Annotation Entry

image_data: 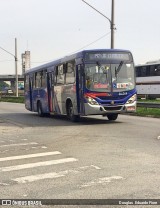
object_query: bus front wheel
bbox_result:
[67,101,80,122]
[107,114,118,121]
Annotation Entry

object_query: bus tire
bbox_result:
[107,114,118,121]
[67,101,80,122]
[37,101,44,117]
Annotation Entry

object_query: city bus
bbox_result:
[24,49,137,121]
[135,60,160,99]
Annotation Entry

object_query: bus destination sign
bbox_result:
[85,53,131,61]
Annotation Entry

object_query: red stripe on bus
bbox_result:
[84,92,111,98]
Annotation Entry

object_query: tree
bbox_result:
[0,81,9,91]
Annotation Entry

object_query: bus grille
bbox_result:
[103,106,123,111]
[99,95,126,100]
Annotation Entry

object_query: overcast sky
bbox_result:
[0,0,160,75]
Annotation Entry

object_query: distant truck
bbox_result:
[1,88,14,96]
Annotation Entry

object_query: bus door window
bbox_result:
[57,65,65,85]
[24,75,29,92]
[24,75,32,110]
[35,72,42,88]
[33,73,36,89]
[66,62,75,84]
[46,70,53,112]
[54,66,58,85]
[48,69,56,113]
[54,65,65,113]
[77,64,85,114]
[41,70,47,88]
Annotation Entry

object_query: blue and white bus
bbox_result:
[24,49,137,121]
[135,60,160,99]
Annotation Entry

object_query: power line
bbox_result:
[81,0,111,24]
[69,32,111,54]
[0,46,15,58]
[81,0,115,49]
[31,32,111,64]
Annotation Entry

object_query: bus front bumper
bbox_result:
[84,101,137,115]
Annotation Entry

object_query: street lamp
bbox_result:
[82,0,115,49]
[0,38,18,97]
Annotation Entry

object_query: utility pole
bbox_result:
[15,38,18,97]
[111,0,115,49]
[82,0,115,49]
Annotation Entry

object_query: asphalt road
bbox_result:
[0,102,160,208]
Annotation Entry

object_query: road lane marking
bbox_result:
[0,158,78,172]
[0,182,10,186]
[90,165,101,170]
[13,172,65,183]
[12,165,100,184]
[0,142,38,147]
[0,151,61,162]
[80,176,124,188]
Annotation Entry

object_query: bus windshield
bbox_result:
[85,63,135,92]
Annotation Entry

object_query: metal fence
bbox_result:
[137,102,160,109]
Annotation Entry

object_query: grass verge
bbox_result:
[0,96,24,103]
[133,107,160,118]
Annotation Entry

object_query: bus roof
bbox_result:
[136,59,160,67]
[25,49,132,75]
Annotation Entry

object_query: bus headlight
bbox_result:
[126,94,137,104]
[85,96,99,105]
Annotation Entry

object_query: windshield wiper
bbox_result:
[115,61,123,79]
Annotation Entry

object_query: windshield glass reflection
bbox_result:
[85,63,135,92]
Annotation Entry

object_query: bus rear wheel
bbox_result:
[67,101,80,122]
[107,114,118,121]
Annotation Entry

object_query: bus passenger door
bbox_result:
[77,65,85,115]
[29,77,33,111]
[47,72,54,112]
[25,75,33,111]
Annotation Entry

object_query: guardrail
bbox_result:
[137,102,160,108]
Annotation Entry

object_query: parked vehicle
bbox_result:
[135,60,160,99]
[1,88,14,95]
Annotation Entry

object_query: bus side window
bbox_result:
[41,70,47,87]
[35,72,42,88]
[141,66,147,77]
[155,65,160,76]
[146,66,150,76]
[57,65,65,85]
[25,75,29,91]
[150,65,156,76]
[54,66,58,85]
[66,62,75,84]
[33,73,36,88]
